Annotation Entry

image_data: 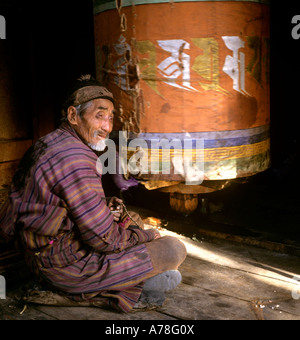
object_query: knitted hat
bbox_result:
[62,75,114,113]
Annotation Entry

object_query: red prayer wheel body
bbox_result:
[93,0,270,184]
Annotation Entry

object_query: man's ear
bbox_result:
[67,106,79,126]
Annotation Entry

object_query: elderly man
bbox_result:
[0,76,186,312]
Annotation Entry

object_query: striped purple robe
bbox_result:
[0,123,158,312]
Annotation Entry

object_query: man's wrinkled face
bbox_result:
[68,98,114,151]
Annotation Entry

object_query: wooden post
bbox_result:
[169,192,198,215]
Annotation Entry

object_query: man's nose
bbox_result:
[101,117,112,133]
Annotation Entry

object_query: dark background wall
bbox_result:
[270,1,300,172]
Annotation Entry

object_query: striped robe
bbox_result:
[0,123,158,312]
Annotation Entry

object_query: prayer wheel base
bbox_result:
[169,193,199,216]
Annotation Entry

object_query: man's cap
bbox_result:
[62,75,114,112]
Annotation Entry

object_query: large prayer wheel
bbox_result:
[93,0,270,211]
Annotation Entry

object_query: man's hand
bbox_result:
[108,197,124,222]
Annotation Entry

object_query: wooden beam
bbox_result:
[0,161,19,189]
[0,140,32,163]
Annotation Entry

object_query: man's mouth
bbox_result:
[95,132,107,140]
[88,132,108,151]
